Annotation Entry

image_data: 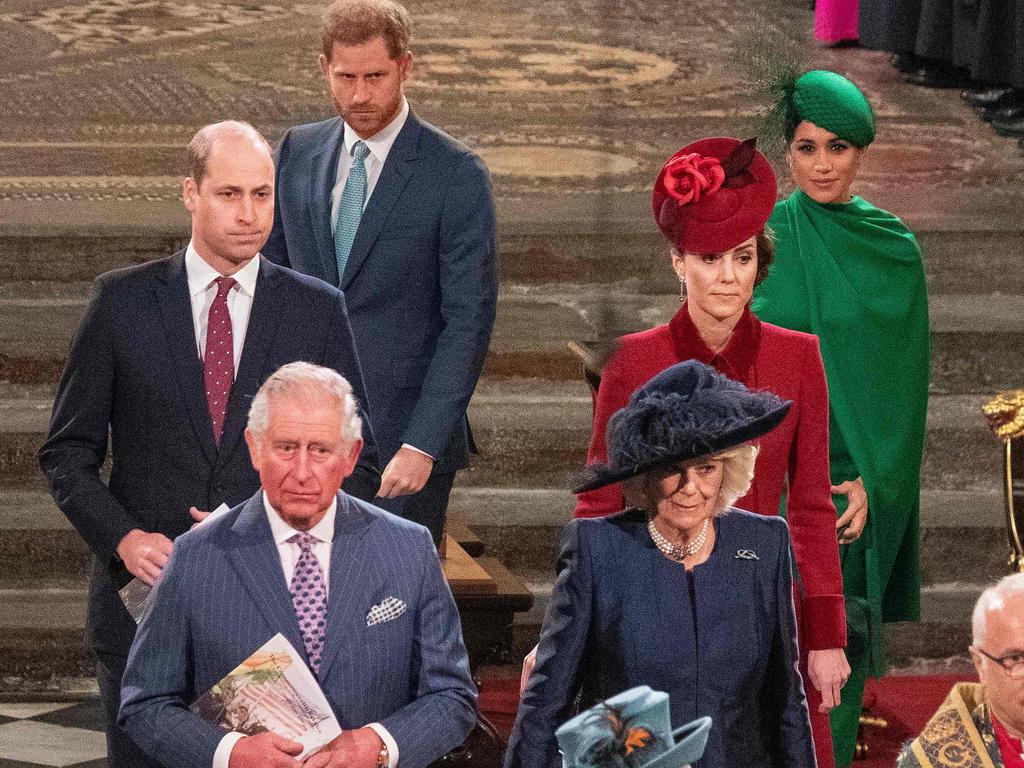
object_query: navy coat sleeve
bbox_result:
[400,152,497,458]
[321,288,382,501]
[378,525,478,767]
[764,520,817,767]
[118,534,226,768]
[38,275,133,569]
[263,127,293,268]
[505,520,593,768]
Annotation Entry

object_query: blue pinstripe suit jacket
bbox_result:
[119,490,477,768]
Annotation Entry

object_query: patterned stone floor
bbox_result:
[0,700,106,767]
[0,0,1021,226]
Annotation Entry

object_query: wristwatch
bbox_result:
[376,742,389,768]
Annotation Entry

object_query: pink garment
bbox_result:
[815,0,859,43]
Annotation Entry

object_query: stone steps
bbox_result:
[0,387,1006,487]
[1,228,1023,294]
[0,482,1012,586]
[2,288,1023,390]
[0,578,987,680]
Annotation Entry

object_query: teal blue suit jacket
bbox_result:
[264,112,498,473]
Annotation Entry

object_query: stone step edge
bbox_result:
[0,392,1004,433]
[0,487,1007,530]
[0,582,988,631]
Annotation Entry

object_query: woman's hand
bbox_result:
[832,476,868,543]
[807,648,850,712]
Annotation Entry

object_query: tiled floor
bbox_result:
[0,700,107,768]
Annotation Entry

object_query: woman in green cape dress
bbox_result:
[752,70,930,768]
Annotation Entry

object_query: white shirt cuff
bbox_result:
[367,723,399,768]
[212,731,245,768]
[400,443,434,461]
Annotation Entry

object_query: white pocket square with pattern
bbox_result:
[366,596,407,627]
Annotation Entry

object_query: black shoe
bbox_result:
[963,86,1017,108]
[991,115,1024,137]
[986,103,1024,124]
[906,65,972,89]
[892,53,924,74]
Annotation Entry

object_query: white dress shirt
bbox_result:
[184,243,261,374]
[212,495,399,768]
[328,99,431,462]
[329,97,410,226]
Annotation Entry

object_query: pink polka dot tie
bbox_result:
[203,276,236,445]
[288,532,327,672]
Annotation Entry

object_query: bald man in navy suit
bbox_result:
[40,121,380,768]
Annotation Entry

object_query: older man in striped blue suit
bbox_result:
[119,362,476,768]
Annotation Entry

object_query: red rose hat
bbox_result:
[652,137,778,254]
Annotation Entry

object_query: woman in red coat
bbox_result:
[575,137,849,768]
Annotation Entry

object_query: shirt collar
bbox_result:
[991,709,1024,768]
[343,97,409,166]
[184,240,260,299]
[263,491,337,547]
[669,303,761,381]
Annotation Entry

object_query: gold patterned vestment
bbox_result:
[896,683,1004,768]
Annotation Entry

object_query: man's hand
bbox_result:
[189,506,210,529]
[807,648,851,712]
[377,446,433,499]
[833,476,868,544]
[116,529,173,586]
[520,644,539,696]
[228,732,304,768]
[302,727,383,768]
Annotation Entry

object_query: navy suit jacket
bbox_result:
[38,253,380,657]
[119,491,477,768]
[505,509,815,768]
[264,111,498,471]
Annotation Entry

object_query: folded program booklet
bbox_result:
[118,503,230,623]
[190,633,341,759]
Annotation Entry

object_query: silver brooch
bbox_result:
[735,550,758,560]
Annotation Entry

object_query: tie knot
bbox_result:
[352,141,369,162]
[213,276,236,298]
[288,531,318,552]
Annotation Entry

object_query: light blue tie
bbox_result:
[334,140,370,284]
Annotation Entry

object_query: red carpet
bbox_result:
[857,674,977,767]
[476,667,977,766]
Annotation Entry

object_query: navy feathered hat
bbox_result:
[573,360,792,494]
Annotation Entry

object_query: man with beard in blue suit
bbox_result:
[263,0,499,543]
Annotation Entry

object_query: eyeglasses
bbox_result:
[974,646,1024,679]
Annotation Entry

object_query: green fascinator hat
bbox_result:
[789,70,875,147]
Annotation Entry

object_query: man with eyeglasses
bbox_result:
[898,572,1024,768]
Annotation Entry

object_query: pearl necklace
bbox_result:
[648,517,709,561]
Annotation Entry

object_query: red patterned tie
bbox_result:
[204,276,236,445]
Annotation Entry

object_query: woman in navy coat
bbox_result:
[505,362,816,768]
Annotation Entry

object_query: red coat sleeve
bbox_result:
[787,336,847,649]
[573,350,635,518]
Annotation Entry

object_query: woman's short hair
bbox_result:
[623,443,759,516]
[674,226,776,297]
